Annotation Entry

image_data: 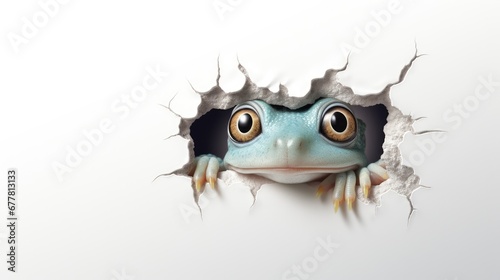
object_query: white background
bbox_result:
[1,0,499,279]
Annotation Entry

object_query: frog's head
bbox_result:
[223,98,367,184]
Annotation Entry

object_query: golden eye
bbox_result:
[320,106,356,142]
[229,108,261,143]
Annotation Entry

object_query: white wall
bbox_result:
[1,0,499,279]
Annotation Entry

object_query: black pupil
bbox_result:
[331,111,347,132]
[238,113,253,133]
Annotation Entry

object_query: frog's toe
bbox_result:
[358,167,371,198]
[367,162,388,185]
[189,155,224,193]
[316,174,336,197]
[374,159,386,168]
[321,165,388,212]
[206,157,220,189]
[193,156,210,193]
[332,172,346,212]
[344,170,357,210]
[357,161,389,198]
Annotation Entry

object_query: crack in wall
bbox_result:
[160,48,429,219]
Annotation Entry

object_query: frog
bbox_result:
[188,97,388,211]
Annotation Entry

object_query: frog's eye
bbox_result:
[229,108,262,143]
[320,106,357,142]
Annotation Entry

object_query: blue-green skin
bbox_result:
[223,98,367,184]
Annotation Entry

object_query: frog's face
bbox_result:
[223,98,367,184]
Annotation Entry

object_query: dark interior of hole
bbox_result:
[350,105,388,163]
[190,104,388,164]
[190,109,233,159]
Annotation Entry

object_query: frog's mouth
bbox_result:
[226,164,359,184]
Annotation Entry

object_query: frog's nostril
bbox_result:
[286,139,294,148]
[274,138,305,150]
[287,138,305,150]
[274,138,284,148]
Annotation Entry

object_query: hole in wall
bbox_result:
[162,50,425,215]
